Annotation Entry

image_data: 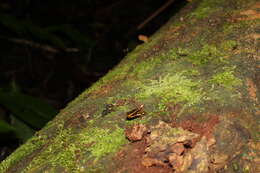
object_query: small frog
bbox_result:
[126,105,145,120]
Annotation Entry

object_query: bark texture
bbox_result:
[1,0,259,172]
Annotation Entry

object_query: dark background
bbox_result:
[0,0,187,161]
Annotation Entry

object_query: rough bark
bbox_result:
[1,0,259,172]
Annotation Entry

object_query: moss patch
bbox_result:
[187,44,224,65]
[21,128,77,172]
[220,40,238,52]
[80,127,127,159]
[137,73,202,109]
[209,66,242,89]
[189,0,224,19]
[4,125,127,172]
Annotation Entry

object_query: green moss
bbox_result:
[21,128,77,172]
[121,40,242,115]
[191,6,213,19]
[132,58,161,77]
[0,136,46,173]
[189,0,252,20]
[51,144,77,169]
[4,125,126,172]
[223,23,235,34]
[183,69,200,76]
[175,48,189,57]
[209,66,242,89]
[200,65,243,107]
[131,47,189,78]
[188,44,222,65]
[157,48,189,62]
[189,0,223,19]
[129,41,243,112]
[79,127,127,159]
[137,73,202,108]
[223,20,257,35]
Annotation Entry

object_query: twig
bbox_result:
[137,0,176,30]
[0,36,79,53]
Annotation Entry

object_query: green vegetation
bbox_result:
[0,124,127,172]
[0,89,58,129]
[0,15,94,50]
[138,73,202,107]
[80,127,127,159]
[220,40,238,52]
[209,66,242,89]
[0,85,58,143]
[188,44,223,65]
[189,0,223,19]
[1,0,257,171]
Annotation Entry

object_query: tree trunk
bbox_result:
[1,0,259,172]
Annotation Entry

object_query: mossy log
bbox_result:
[1,0,259,172]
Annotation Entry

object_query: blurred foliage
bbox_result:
[0,88,58,129]
[10,115,35,143]
[46,24,95,49]
[0,14,95,51]
[0,120,15,133]
[0,82,58,143]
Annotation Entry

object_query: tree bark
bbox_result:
[1,0,259,172]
